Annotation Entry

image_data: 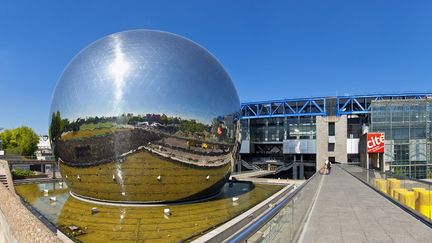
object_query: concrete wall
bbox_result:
[0,160,16,192]
[0,209,17,243]
[316,116,329,171]
[0,160,60,243]
[335,116,348,163]
[316,116,348,171]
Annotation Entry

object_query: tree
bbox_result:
[0,126,39,156]
[49,111,63,141]
[161,114,169,125]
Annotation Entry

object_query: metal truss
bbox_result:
[336,93,432,116]
[241,97,326,119]
[240,93,432,119]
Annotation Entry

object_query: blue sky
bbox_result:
[1,0,432,134]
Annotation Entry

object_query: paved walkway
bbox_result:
[300,166,432,243]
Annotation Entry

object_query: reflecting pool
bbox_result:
[15,182,283,242]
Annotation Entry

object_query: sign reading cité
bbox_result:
[367,133,385,153]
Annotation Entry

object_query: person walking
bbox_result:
[324,159,329,174]
[327,159,332,173]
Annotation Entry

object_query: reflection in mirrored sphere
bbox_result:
[49,30,240,203]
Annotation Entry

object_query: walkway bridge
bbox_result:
[222,165,432,242]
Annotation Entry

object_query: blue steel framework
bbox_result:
[241,93,432,119]
[240,97,326,119]
[336,93,432,116]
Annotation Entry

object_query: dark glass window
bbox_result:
[328,122,335,136]
[393,144,409,165]
[347,154,360,163]
[411,128,426,139]
[392,128,409,140]
[328,143,335,152]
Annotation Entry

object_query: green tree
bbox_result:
[179,119,208,136]
[49,111,63,141]
[0,126,39,156]
[161,114,169,125]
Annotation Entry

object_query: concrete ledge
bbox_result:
[0,160,60,243]
[0,160,16,193]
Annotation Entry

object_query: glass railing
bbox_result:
[227,171,322,242]
[340,164,432,223]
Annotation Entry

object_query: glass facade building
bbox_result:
[239,94,432,179]
[241,117,316,143]
[370,100,432,178]
[240,116,317,178]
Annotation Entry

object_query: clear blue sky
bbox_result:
[1,0,431,134]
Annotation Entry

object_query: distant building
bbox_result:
[370,100,432,178]
[35,135,53,160]
[239,93,432,179]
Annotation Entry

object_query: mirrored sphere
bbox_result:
[49,30,240,203]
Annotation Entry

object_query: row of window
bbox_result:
[371,101,432,179]
[241,117,317,142]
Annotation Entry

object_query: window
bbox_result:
[393,144,409,165]
[411,128,426,139]
[392,128,409,140]
[328,143,335,152]
[347,154,360,163]
[347,116,367,138]
[328,122,335,136]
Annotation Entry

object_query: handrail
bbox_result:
[240,160,261,171]
[274,161,295,174]
[384,171,432,186]
[226,172,318,242]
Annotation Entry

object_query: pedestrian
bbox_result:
[324,159,329,174]
[327,160,332,173]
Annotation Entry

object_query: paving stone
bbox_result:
[300,166,432,243]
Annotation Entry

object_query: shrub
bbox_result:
[12,168,35,177]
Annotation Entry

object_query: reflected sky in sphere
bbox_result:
[49,30,241,202]
[50,29,240,124]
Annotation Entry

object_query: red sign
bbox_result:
[367,133,385,153]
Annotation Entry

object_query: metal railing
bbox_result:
[227,172,322,242]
